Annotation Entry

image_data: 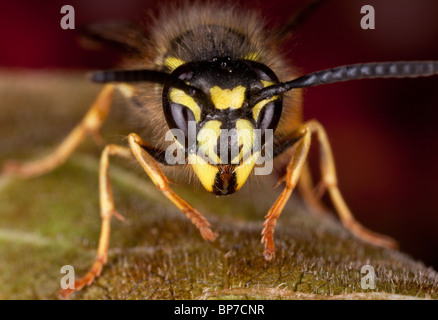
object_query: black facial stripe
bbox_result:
[213,166,237,196]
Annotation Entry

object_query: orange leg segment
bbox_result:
[263,120,397,260]
[61,133,218,299]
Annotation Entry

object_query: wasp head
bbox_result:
[163,57,282,195]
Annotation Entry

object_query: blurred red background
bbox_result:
[1,0,437,269]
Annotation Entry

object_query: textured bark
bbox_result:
[0,70,437,300]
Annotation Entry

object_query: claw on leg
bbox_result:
[60,133,218,298]
[329,187,398,249]
[60,213,111,299]
[262,126,311,260]
[60,255,106,299]
[128,133,218,243]
[262,119,398,261]
[59,144,131,299]
[306,120,398,249]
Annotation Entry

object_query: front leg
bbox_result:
[128,133,217,242]
[61,133,218,298]
[60,144,132,299]
[262,125,312,260]
[264,120,397,262]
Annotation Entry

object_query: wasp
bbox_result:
[2,1,437,298]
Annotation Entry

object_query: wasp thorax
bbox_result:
[162,57,282,195]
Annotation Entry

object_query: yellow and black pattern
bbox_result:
[160,56,284,195]
[94,3,302,195]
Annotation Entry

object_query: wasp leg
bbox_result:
[2,84,115,178]
[128,133,218,242]
[262,125,312,260]
[297,161,328,216]
[61,131,218,298]
[60,144,132,299]
[305,120,398,249]
[264,120,398,260]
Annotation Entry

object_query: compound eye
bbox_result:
[168,102,196,138]
[257,101,276,131]
[163,63,204,146]
[253,99,282,132]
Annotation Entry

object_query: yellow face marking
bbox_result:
[261,80,275,88]
[197,120,222,164]
[251,81,278,121]
[252,96,277,121]
[235,151,260,191]
[163,56,186,71]
[210,86,246,110]
[244,52,260,62]
[188,154,219,193]
[169,88,201,122]
[231,119,255,164]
